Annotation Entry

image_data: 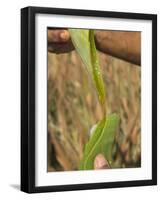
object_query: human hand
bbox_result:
[48,29,74,54]
[94,154,110,169]
[48,28,140,65]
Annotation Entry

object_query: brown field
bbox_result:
[47,49,141,172]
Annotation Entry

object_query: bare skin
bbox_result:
[48,29,74,53]
[48,29,141,66]
[94,154,110,169]
[95,30,141,66]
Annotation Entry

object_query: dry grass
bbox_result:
[47,49,141,171]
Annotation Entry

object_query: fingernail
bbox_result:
[94,154,110,169]
[60,31,69,41]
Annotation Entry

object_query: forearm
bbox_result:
[95,31,141,66]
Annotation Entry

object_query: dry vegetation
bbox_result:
[47,49,141,172]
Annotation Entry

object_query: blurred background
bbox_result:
[47,42,141,172]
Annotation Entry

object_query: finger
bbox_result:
[94,154,110,169]
[48,29,70,43]
[48,42,74,54]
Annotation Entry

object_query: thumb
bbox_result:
[94,154,110,169]
[48,30,70,43]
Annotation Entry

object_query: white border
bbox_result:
[35,14,152,186]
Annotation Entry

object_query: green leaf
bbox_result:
[79,113,120,170]
[69,29,106,106]
[68,29,120,170]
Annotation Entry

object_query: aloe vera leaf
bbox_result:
[89,30,106,105]
[69,29,106,105]
[79,113,120,170]
[69,29,119,170]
